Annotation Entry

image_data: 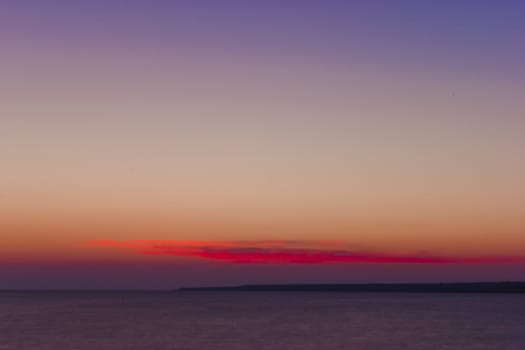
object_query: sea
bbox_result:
[1,291,524,349]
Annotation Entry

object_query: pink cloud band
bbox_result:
[90,240,525,265]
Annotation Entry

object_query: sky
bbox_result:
[1,0,525,289]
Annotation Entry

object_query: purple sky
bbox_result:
[1,0,525,288]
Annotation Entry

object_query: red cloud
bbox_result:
[90,240,525,265]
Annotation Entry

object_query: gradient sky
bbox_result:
[1,0,525,289]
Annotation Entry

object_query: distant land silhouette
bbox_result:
[179,282,525,293]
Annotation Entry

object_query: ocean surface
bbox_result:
[1,291,524,349]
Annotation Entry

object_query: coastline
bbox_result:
[178,282,525,293]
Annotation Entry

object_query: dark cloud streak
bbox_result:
[91,240,525,265]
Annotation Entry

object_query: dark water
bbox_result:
[1,292,525,350]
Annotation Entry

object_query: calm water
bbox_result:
[1,291,524,349]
